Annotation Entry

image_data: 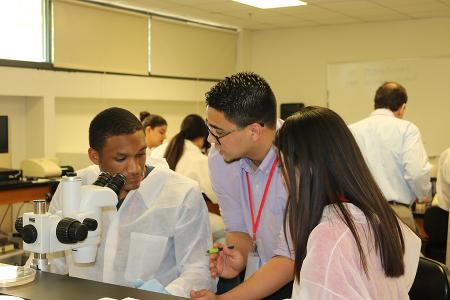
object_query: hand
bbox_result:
[190,289,218,299]
[209,242,245,279]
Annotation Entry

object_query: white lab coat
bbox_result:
[152,141,224,242]
[48,163,214,297]
[286,203,421,300]
[151,140,218,204]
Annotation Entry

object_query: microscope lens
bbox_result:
[105,174,126,196]
[93,172,112,187]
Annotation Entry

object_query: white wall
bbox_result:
[250,17,450,108]
[55,97,205,169]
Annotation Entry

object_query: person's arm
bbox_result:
[225,232,253,265]
[207,148,250,275]
[209,232,252,279]
[222,256,294,300]
[403,123,431,201]
[164,186,214,297]
[191,256,294,300]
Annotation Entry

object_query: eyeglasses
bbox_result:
[205,121,239,145]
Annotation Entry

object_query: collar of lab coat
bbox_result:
[131,165,168,208]
[184,139,203,153]
[321,203,368,224]
[370,108,395,118]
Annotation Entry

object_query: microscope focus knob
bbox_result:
[15,217,23,233]
[22,225,38,244]
[56,218,88,244]
[82,218,98,231]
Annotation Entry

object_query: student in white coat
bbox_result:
[140,111,168,157]
[151,114,216,203]
[48,107,214,297]
[276,107,421,299]
[151,114,224,242]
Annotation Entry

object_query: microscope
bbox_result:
[15,172,125,271]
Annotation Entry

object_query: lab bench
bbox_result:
[1,270,188,300]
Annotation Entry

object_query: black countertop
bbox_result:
[0,180,51,191]
[0,271,188,300]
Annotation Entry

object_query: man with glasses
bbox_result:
[192,72,294,300]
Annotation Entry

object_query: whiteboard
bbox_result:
[327,57,450,156]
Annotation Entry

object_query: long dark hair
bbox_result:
[274,106,405,281]
[164,114,208,170]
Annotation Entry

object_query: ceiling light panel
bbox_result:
[232,0,307,9]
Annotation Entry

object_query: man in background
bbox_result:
[350,81,431,231]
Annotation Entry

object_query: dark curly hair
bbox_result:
[89,107,143,151]
[205,72,277,129]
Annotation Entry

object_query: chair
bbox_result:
[409,256,450,300]
[423,206,449,263]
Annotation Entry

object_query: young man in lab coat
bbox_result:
[48,107,214,297]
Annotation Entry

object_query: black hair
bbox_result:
[140,111,167,129]
[164,114,208,170]
[205,72,277,129]
[374,81,408,111]
[275,106,406,281]
[89,107,143,151]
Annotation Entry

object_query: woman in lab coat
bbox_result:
[151,114,224,242]
[140,111,168,157]
[151,114,217,204]
[275,106,421,299]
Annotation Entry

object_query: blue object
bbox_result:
[132,279,169,294]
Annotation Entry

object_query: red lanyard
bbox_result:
[245,158,279,241]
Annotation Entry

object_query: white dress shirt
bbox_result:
[349,109,431,205]
[434,148,450,211]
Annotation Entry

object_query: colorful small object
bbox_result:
[206,245,235,255]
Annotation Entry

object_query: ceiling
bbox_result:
[96,0,450,30]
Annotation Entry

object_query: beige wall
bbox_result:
[0,66,216,169]
[2,16,450,170]
[249,17,450,107]
[55,97,205,169]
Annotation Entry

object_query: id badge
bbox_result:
[244,251,261,280]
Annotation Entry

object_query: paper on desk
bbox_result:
[98,297,139,300]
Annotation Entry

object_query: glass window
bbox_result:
[0,0,46,62]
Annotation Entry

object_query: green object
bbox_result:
[206,247,220,254]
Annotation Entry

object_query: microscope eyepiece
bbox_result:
[93,172,113,187]
[105,174,126,196]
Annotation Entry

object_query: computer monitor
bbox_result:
[0,116,8,153]
[280,103,305,120]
